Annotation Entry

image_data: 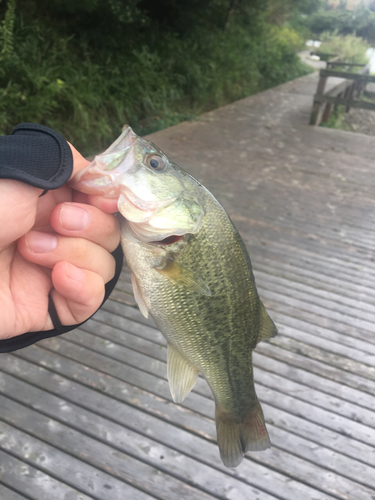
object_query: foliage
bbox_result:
[320,98,375,135]
[0,0,312,154]
[305,6,375,43]
[320,105,351,131]
[0,0,15,62]
[319,32,369,65]
[267,0,324,25]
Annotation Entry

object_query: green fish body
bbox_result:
[72,126,277,467]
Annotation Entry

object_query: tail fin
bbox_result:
[215,400,270,468]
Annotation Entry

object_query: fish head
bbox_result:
[71,126,205,242]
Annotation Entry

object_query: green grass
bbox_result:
[320,96,375,133]
[320,105,353,132]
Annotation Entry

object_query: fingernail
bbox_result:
[60,205,89,231]
[65,262,85,281]
[26,232,58,252]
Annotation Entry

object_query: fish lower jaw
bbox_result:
[119,191,177,212]
[118,193,153,221]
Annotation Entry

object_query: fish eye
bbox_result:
[145,153,166,172]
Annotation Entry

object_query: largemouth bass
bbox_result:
[71,125,277,467]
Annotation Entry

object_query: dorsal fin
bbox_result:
[257,302,277,345]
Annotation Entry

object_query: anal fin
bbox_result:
[215,400,270,468]
[167,342,199,403]
[257,301,277,345]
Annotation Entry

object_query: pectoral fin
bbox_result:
[167,342,199,403]
[155,259,211,296]
[256,302,277,344]
[130,272,149,318]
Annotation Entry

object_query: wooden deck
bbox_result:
[1,71,375,499]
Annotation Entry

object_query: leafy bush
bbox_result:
[319,105,351,131]
[305,7,375,43]
[0,0,312,154]
[319,32,369,65]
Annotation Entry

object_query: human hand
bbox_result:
[0,145,120,340]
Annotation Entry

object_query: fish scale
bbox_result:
[71,125,277,467]
[141,196,259,414]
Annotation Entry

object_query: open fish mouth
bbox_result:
[150,235,183,245]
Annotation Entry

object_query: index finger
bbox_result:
[68,145,119,214]
[50,202,120,252]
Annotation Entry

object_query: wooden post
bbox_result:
[309,73,328,126]
[316,76,328,96]
[321,103,333,123]
[344,85,352,113]
[333,91,341,114]
[309,102,322,125]
[361,67,370,95]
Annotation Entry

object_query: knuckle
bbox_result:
[71,237,90,261]
[103,214,120,239]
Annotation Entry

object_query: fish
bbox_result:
[71,125,277,467]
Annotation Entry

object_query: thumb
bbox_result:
[67,143,90,179]
[0,179,41,248]
[50,261,105,325]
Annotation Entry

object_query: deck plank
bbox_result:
[0,396,220,500]
[0,482,38,500]
[0,352,330,500]
[7,335,375,500]
[0,450,97,500]
[0,421,157,500]
[71,320,375,447]
[0,371,274,500]
[10,341,375,464]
